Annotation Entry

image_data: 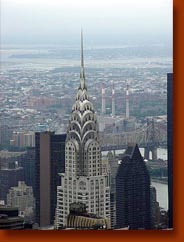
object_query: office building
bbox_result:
[107,151,118,228]
[56,32,110,228]
[19,147,36,194]
[116,143,151,229]
[0,125,12,147]
[0,161,24,203]
[10,131,35,148]
[150,185,160,228]
[35,132,66,228]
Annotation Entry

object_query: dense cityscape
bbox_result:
[0,35,172,230]
[0,44,170,142]
[0,0,175,235]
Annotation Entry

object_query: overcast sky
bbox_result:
[1,0,172,46]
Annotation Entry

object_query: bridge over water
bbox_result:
[100,120,167,160]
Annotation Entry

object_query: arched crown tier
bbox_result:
[66,31,100,148]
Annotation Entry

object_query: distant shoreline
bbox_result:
[151,177,168,185]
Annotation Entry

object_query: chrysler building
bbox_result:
[56,32,110,228]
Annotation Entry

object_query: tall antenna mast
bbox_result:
[79,29,86,89]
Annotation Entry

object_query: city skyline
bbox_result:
[0,0,172,230]
[0,35,171,229]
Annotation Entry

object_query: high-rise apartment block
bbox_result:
[10,131,35,148]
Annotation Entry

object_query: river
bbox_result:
[151,181,168,210]
[144,148,168,210]
[102,148,168,210]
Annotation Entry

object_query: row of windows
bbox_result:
[66,153,75,157]
[58,194,106,200]
[90,179,105,184]
[66,146,75,151]
[88,142,99,148]
[65,169,75,173]
[62,179,105,187]
[88,157,100,161]
[88,164,100,168]
[88,172,101,176]
[65,165,75,169]
[58,210,68,215]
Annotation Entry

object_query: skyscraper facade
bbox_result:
[19,147,36,194]
[150,185,160,228]
[116,143,151,230]
[167,72,173,228]
[107,151,118,228]
[56,32,110,228]
[35,132,66,228]
[0,162,23,204]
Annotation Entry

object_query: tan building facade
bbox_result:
[7,181,35,222]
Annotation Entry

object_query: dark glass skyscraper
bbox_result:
[167,72,173,228]
[116,143,151,230]
[0,162,24,203]
[35,132,66,228]
[19,147,36,194]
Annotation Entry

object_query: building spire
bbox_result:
[101,83,106,115]
[79,29,86,89]
[126,81,130,119]
[112,81,115,117]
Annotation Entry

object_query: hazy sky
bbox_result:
[1,0,172,45]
